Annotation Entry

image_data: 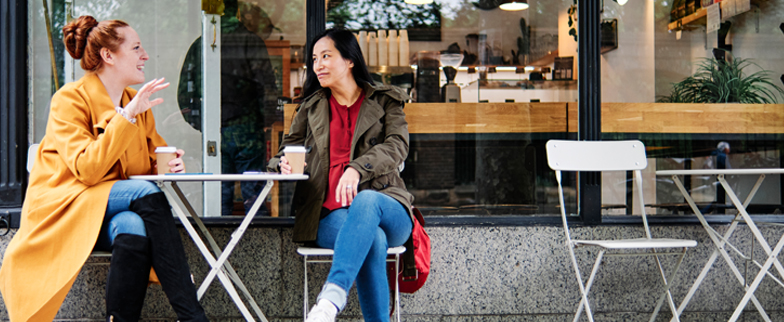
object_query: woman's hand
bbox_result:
[125,78,170,118]
[168,149,186,173]
[279,156,291,174]
[279,155,307,175]
[336,167,361,207]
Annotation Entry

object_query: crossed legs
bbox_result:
[312,191,412,322]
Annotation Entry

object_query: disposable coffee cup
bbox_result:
[155,146,178,174]
[284,146,307,174]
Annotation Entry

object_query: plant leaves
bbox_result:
[660,55,784,104]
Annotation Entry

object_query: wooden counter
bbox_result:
[597,103,784,134]
[284,102,784,135]
[284,102,570,135]
[267,101,784,216]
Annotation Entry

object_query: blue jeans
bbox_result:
[94,180,160,251]
[315,190,412,322]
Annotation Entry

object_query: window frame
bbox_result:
[11,0,784,229]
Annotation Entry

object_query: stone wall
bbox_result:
[1,224,784,321]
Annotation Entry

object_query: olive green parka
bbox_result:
[268,82,413,242]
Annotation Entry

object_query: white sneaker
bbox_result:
[305,299,338,322]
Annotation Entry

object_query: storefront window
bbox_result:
[325,0,579,215]
[600,0,784,216]
[28,0,306,217]
[31,0,784,220]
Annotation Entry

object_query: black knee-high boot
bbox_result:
[129,192,208,322]
[106,234,152,322]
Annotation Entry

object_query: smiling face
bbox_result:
[312,37,354,90]
[108,26,148,86]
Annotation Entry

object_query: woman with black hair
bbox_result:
[268,28,414,322]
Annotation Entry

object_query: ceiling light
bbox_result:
[405,0,433,4]
[617,0,628,5]
[499,0,529,11]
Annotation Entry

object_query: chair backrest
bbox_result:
[546,140,653,240]
[546,140,647,172]
[27,143,40,173]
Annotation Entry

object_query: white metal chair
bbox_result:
[27,144,112,261]
[546,140,697,322]
[297,245,406,322]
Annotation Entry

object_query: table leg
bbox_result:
[198,181,274,322]
[160,183,256,321]
[729,231,784,322]
[170,182,269,322]
[669,176,770,321]
[719,175,784,281]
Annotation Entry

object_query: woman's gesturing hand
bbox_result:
[336,167,361,207]
[125,78,170,118]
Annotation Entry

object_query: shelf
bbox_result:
[466,79,577,92]
[367,65,414,74]
[289,64,414,73]
[668,7,708,31]
[668,0,759,31]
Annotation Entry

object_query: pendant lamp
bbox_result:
[499,0,528,11]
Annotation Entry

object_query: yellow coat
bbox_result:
[0,73,168,321]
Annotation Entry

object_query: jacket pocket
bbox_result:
[370,171,399,190]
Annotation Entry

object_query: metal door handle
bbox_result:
[208,141,217,156]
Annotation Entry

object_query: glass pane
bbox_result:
[324,0,578,215]
[29,0,60,142]
[30,0,307,218]
[210,0,305,217]
[29,0,206,212]
[601,0,784,216]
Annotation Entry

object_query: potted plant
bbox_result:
[658,55,784,104]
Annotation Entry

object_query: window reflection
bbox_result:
[617,0,784,216]
[327,0,442,41]
[177,0,278,216]
[29,0,784,218]
[322,0,574,216]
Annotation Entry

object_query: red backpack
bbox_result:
[388,207,431,293]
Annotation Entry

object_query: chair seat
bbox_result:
[91,251,112,257]
[297,245,406,257]
[573,238,697,249]
[297,245,406,322]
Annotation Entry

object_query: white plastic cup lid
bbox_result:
[284,146,307,153]
[155,146,177,153]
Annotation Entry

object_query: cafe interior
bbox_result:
[24,0,784,220]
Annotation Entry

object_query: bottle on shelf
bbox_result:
[368,31,378,66]
[378,30,388,66]
[358,30,368,64]
[388,30,398,67]
[399,30,409,66]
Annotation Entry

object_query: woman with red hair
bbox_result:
[0,16,208,322]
